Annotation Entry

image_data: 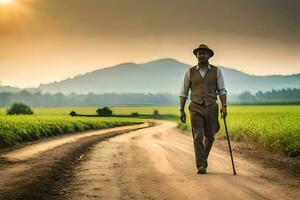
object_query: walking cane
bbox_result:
[222,116,237,175]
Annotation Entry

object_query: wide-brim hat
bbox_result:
[193,44,214,57]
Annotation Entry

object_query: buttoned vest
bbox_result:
[189,64,218,106]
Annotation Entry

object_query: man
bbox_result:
[179,44,227,174]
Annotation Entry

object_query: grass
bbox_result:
[0,105,299,156]
[0,115,142,148]
[177,105,300,157]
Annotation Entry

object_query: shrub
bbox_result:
[7,103,34,115]
[152,109,160,119]
[130,112,140,117]
[69,111,77,116]
[96,106,113,116]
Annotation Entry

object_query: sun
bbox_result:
[0,0,13,5]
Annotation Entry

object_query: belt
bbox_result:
[191,101,216,108]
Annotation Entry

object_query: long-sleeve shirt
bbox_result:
[179,63,227,99]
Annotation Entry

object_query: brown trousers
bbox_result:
[188,101,220,169]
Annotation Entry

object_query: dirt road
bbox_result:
[0,120,299,200]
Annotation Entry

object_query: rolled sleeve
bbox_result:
[179,69,190,99]
[216,68,227,97]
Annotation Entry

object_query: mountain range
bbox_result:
[1,58,299,95]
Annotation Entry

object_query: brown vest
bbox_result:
[189,64,218,106]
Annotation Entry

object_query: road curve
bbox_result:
[0,120,299,200]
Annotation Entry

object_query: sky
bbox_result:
[0,0,299,88]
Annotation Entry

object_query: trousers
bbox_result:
[188,101,220,169]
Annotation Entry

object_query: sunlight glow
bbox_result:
[0,0,34,27]
[0,0,13,5]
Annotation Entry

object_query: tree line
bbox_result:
[239,88,300,104]
[0,91,178,107]
[0,87,299,107]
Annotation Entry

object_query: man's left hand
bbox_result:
[220,105,227,119]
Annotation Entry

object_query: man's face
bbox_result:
[196,49,210,63]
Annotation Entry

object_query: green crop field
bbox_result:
[178,105,300,157]
[0,105,299,156]
[0,115,143,148]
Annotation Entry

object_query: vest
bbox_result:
[189,64,218,106]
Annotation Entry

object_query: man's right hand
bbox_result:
[220,105,227,119]
[180,110,186,123]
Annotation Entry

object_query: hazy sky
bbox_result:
[0,0,299,88]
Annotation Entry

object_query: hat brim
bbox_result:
[193,48,214,57]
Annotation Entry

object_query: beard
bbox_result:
[199,60,208,64]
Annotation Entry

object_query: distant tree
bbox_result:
[152,110,160,119]
[96,106,113,116]
[69,111,77,116]
[239,91,256,103]
[7,102,34,115]
[130,112,140,117]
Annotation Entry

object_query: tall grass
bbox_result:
[0,115,142,148]
[177,105,300,156]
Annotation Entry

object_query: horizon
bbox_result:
[1,57,300,89]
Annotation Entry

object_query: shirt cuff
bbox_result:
[179,93,188,99]
[218,88,227,96]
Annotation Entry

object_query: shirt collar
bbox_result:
[196,63,211,71]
